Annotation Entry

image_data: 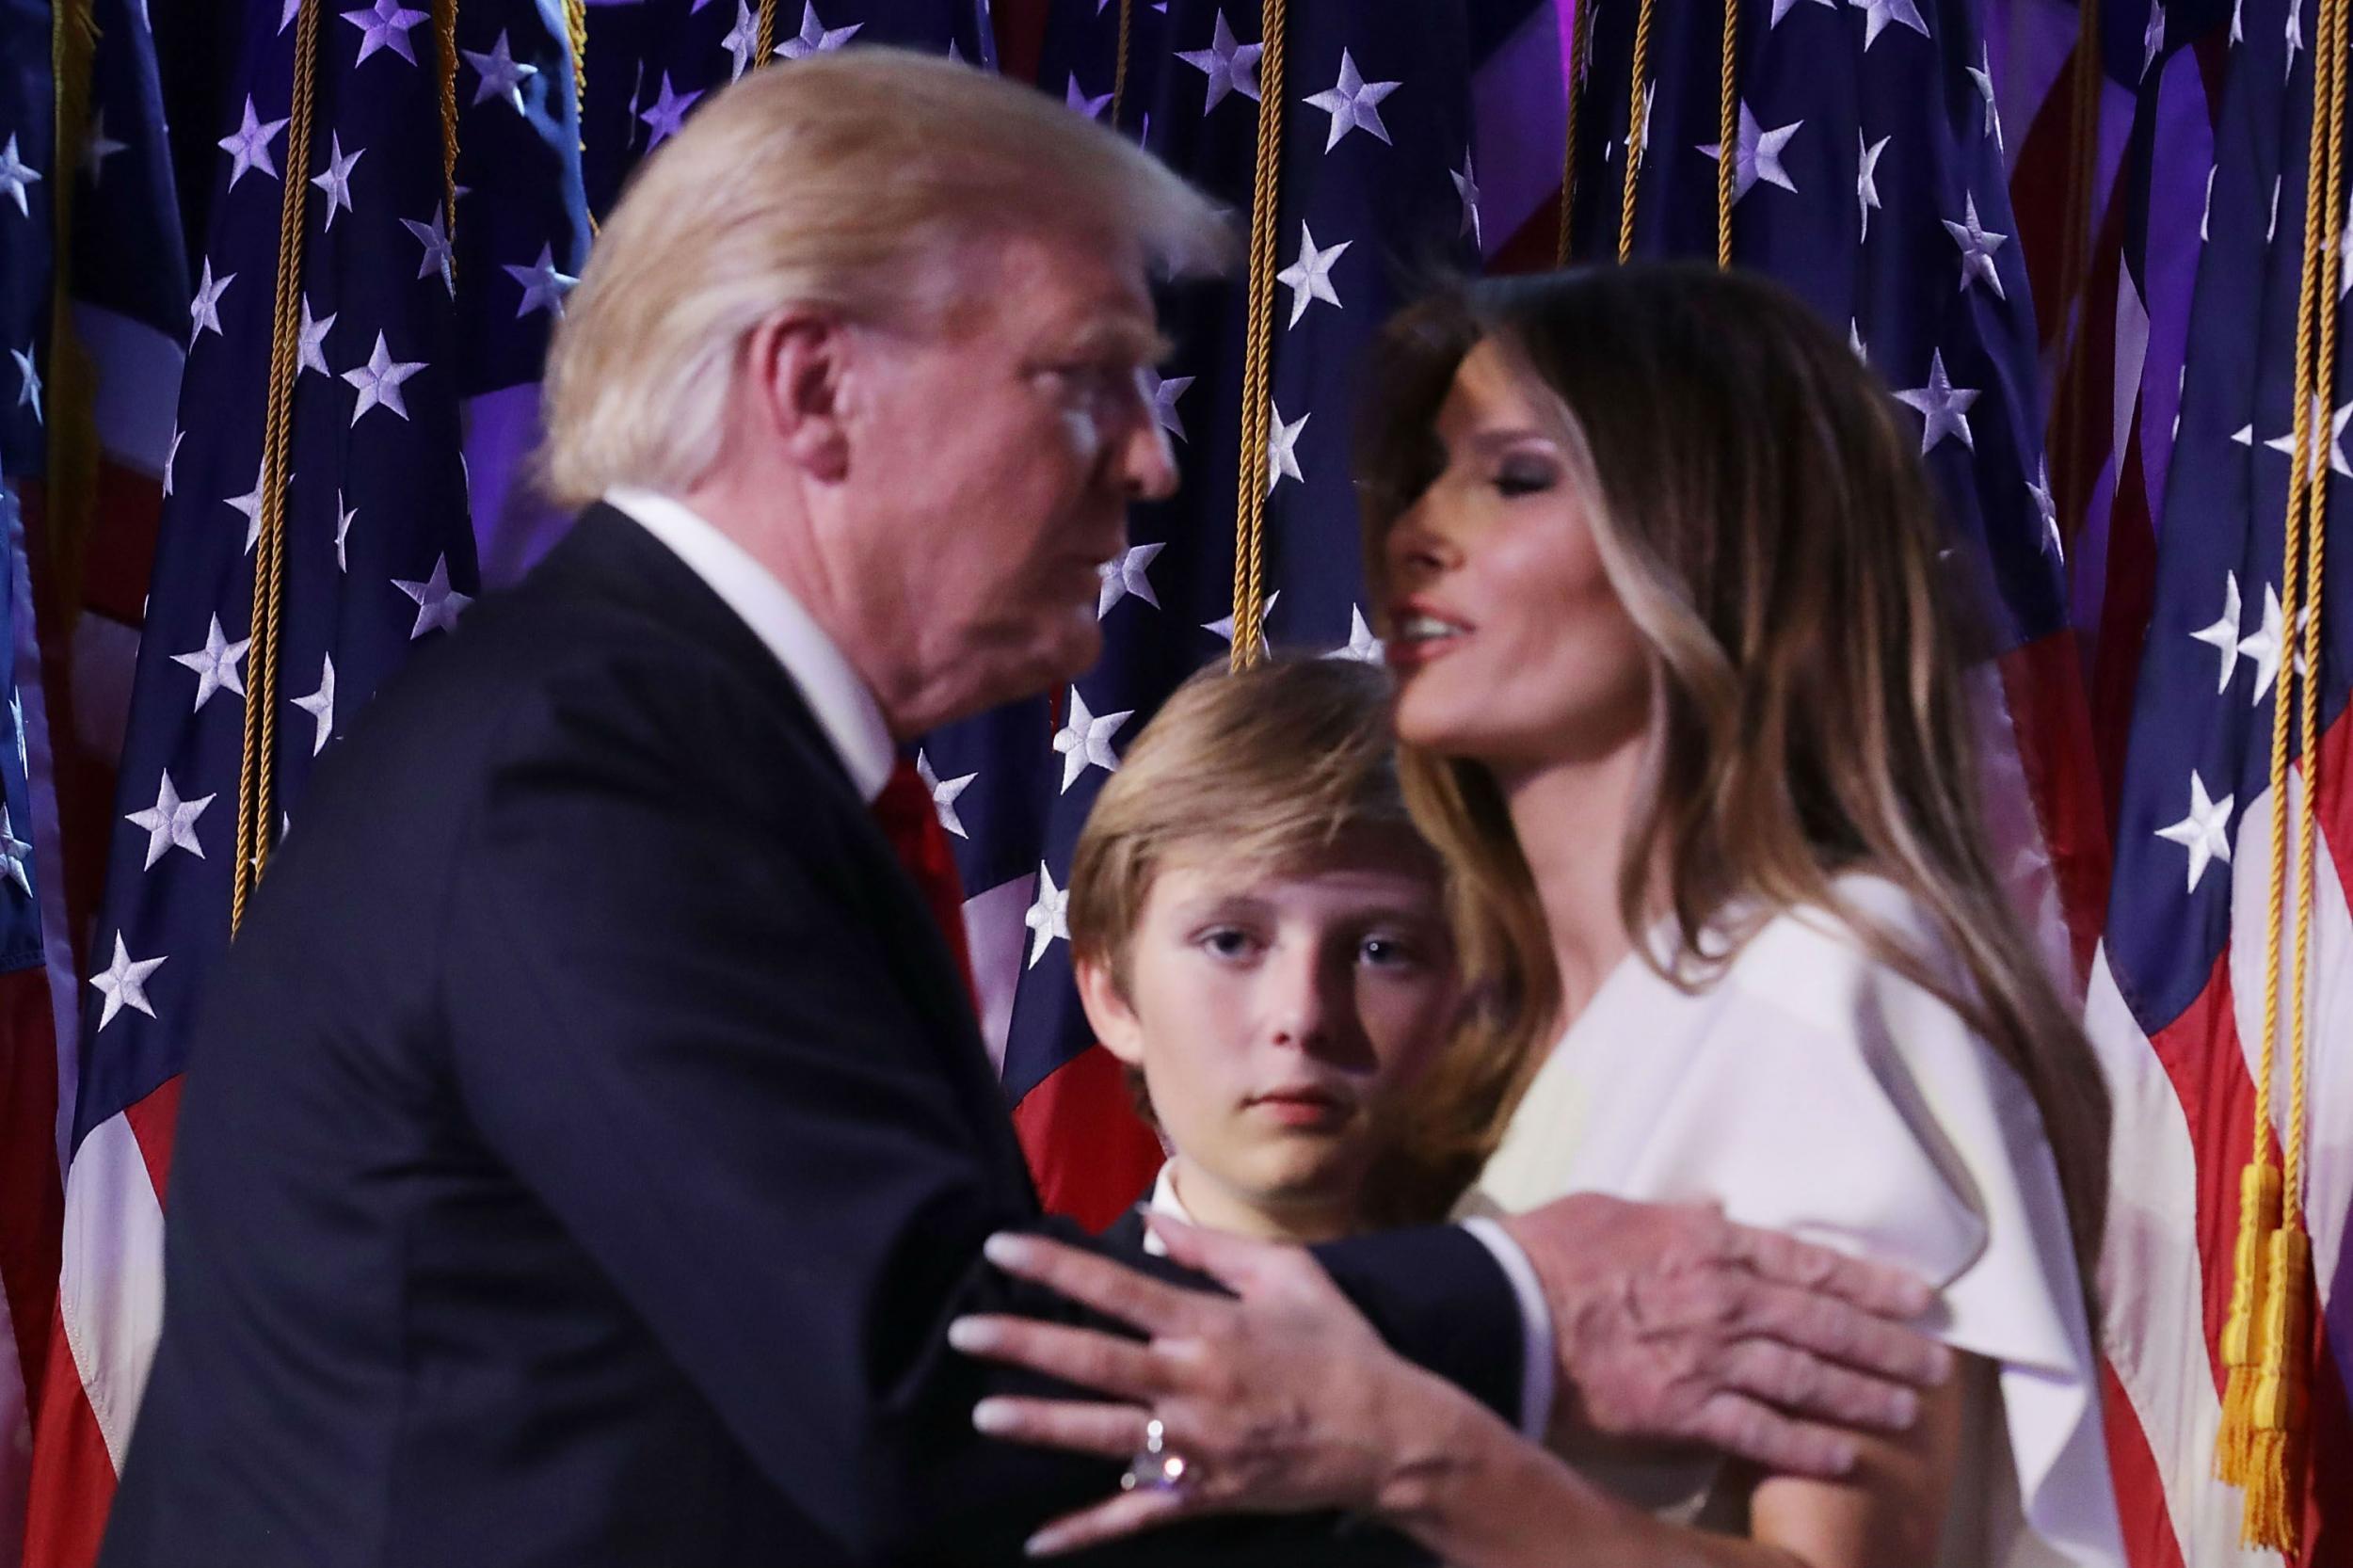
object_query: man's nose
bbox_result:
[1112,382,1179,503]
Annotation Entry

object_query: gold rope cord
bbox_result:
[1715,0,1737,267]
[1111,0,1136,128]
[1615,0,1656,261]
[232,0,326,927]
[43,0,100,607]
[1557,0,1595,264]
[754,0,777,70]
[434,0,459,236]
[1227,0,1286,672]
[2240,0,2345,1550]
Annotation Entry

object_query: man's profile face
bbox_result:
[844,227,1178,717]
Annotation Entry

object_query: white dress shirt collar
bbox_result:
[606,488,895,803]
[1139,1161,1193,1257]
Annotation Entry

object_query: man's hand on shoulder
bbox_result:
[1498,1194,1952,1480]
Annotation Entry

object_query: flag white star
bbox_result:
[126,770,213,870]
[343,331,426,425]
[1275,223,1351,328]
[293,652,337,755]
[1857,131,1889,242]
[639,72,701,149]
[1893,349,1979,454]
[1053,687,1132,792]
[162,428,183,496]
[0,135,40,218]
[776,3,861,58]
[1942,192,2009,298]
[2232,0,2245,43]
[2201,167,2217,241]
[295,296,336,377]
[1176,10,1261,113]
[2190,569,2243,693]
[1064,74,1113,120]
[1144,367,1193,442]
[400,204,455,297]
[2237,582,2309,705]
[1967,44,2004,152]
[1024,862,1068,968]
[90,933,166,1031]
[2142,0,2167,77]
[1699,103,1802,203]
[1267,406,1309,493]
[342,0,429,66]
[1325,605,1384,664]
[2284,0,2303,77]
[1849,318,1868,362]
[2259,397,2353,482]
[392,555,472,638]
[310,133,363,230]
[225,461,275,552]
[2028,458,2061,563]
[1849,0,1929,49]
[1770,0,1837,24]
[503,244,578,319]
[2154,771,2234,894]
[8,690,24,782]
[189,257,234,345]
[1305,49,1401,152]
[172,615,250,710]
[1203,590,1281,653]
[336,491,358,571]
[0,806,27,898]
[462,28,540,113]
[1098,541,1164,617]
[216,96,289,189]
[81,108,128,184]
[915,749,976,840]
[1451,150,1482,248]
[10,345,40,425]
[721,0,759,80]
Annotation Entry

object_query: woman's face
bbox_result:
[1382,340,1652,773]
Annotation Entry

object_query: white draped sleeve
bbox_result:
[1466,876,2124,1568]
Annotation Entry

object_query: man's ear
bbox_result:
[741,309,855,484]
[1074,952,1146,1068]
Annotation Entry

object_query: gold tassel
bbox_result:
[2215,1160,2281,1481]
[2242,1224,2311,1553]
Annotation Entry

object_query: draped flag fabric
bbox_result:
[2079,0,2353,1559]
[2,0,89,1559]
[21,0,589,1556]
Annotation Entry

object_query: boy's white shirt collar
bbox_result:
[605,487,895,803]
[1140,1161,1191,1257]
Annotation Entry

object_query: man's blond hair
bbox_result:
[1067,656,1442,992]
[537,50,1228,507]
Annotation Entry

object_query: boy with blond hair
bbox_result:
[1065,655,1459,1252]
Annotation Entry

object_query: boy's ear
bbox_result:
[1074,953,1146,1068]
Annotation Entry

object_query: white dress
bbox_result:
[1459,874,2125,1567]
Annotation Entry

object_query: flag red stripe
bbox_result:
[1010,1044,1160,1232]
[20,1303,113,1568]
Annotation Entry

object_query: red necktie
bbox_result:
[870,758,978,1008]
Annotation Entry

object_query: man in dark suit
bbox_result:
[101,52,1946,1567]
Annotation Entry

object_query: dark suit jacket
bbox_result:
[99,505,1525,1567]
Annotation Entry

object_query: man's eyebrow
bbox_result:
[1051,318,1176,363]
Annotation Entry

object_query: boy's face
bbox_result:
[1075,839,1459,1240]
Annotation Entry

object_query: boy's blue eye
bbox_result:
[1201,928,1257,959]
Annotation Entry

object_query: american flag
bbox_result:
[2076,0,2353,1557]
[915,0,1573,1228]
[20,0,588,1556]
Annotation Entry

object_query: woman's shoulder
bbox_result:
[1712,870,1968,1032]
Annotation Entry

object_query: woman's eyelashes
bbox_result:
[1491,458,1558,497]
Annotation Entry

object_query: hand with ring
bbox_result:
[951,1221,1446,1556]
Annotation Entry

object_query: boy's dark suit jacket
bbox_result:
[97,505,1523,1567]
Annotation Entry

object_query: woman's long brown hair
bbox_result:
[1354,264,2109,1291]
